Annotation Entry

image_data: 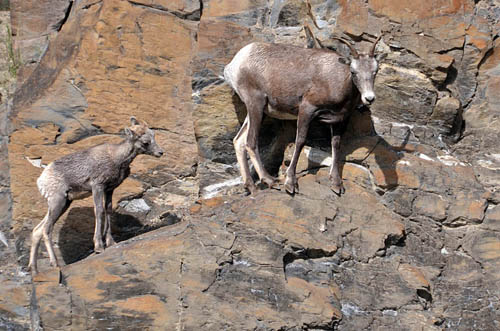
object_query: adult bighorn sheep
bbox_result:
[29,117,164,274]
[224,34,384,194]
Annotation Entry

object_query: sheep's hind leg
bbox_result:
[29,194,71,273]
[244,95,277,189]
[28,215,46,274]
[234,117,257,193]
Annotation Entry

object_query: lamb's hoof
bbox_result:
[28,264,38,275]
[106,238,116,247]
[94,245,105,254]
[331,183,345,196]
[244,183,257,195]
[261,175,278,190]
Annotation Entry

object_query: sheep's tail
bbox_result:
[25,157,47,168]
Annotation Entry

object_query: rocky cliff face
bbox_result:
[1,0,500,329]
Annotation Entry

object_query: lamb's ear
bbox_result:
[130,116,139,126]
[124,127,135,140]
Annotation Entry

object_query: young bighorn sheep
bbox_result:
[224,34,384,194]
[29,117,164,273]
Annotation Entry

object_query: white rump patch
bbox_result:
[37,163,66,199]
[224,43,255,92]
[25,157,46,168]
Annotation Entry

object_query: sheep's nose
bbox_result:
[365,95,375,103]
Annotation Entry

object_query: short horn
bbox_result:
[304,23,323,48]
[369,34,383,57]
[306,0,321,30]
[332,37,359,59]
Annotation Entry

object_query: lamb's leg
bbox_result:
[28,214,46,274]
[330,124,345,195]
[104,190,116,247]
[285,101,315,194]
[92,185,106,253]
[244,94,276,189]
[233,117,256,193]
[29,194,71,273]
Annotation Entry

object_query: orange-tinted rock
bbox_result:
[369,0,472,23]
[10,0,72,82]
[193,84,241,162]
[398,264,431,290]
[4,0,500,329]
[204,0,267,18]
[413,193,448,221]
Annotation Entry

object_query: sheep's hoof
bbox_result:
[331,183,345,196]
[284,177,298,195]
[28,263,38,275]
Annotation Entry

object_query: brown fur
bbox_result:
[224,37,384,194]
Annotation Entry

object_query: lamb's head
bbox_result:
[125,117,164,157]
[337,35,385,106]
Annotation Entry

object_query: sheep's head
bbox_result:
[336,35,386,105]
[125,117,164,157]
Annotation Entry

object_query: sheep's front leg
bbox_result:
[104,190,116,247]
[329,124,345,195]
[92,185,106,253]
[285,101,315,194]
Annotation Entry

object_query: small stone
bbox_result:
[119,199,151,214]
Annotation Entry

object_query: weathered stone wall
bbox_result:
[2,0,500,329]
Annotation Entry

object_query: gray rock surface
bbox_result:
[1,0,500,329]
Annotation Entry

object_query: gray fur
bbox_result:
[29,117,164,274]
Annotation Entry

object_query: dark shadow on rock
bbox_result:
[113,210,182,243]
[231,90,408,191]
[341,108,409,191]
[59,208,145,265]
[59,206,183,265]
[273,109,407,190]
[233,93,297,177]
[58,207,97,265]
[305,108,407,191]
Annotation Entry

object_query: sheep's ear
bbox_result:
[338,56,351,65]
[124,127,135,140]
[130,116,139,126]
